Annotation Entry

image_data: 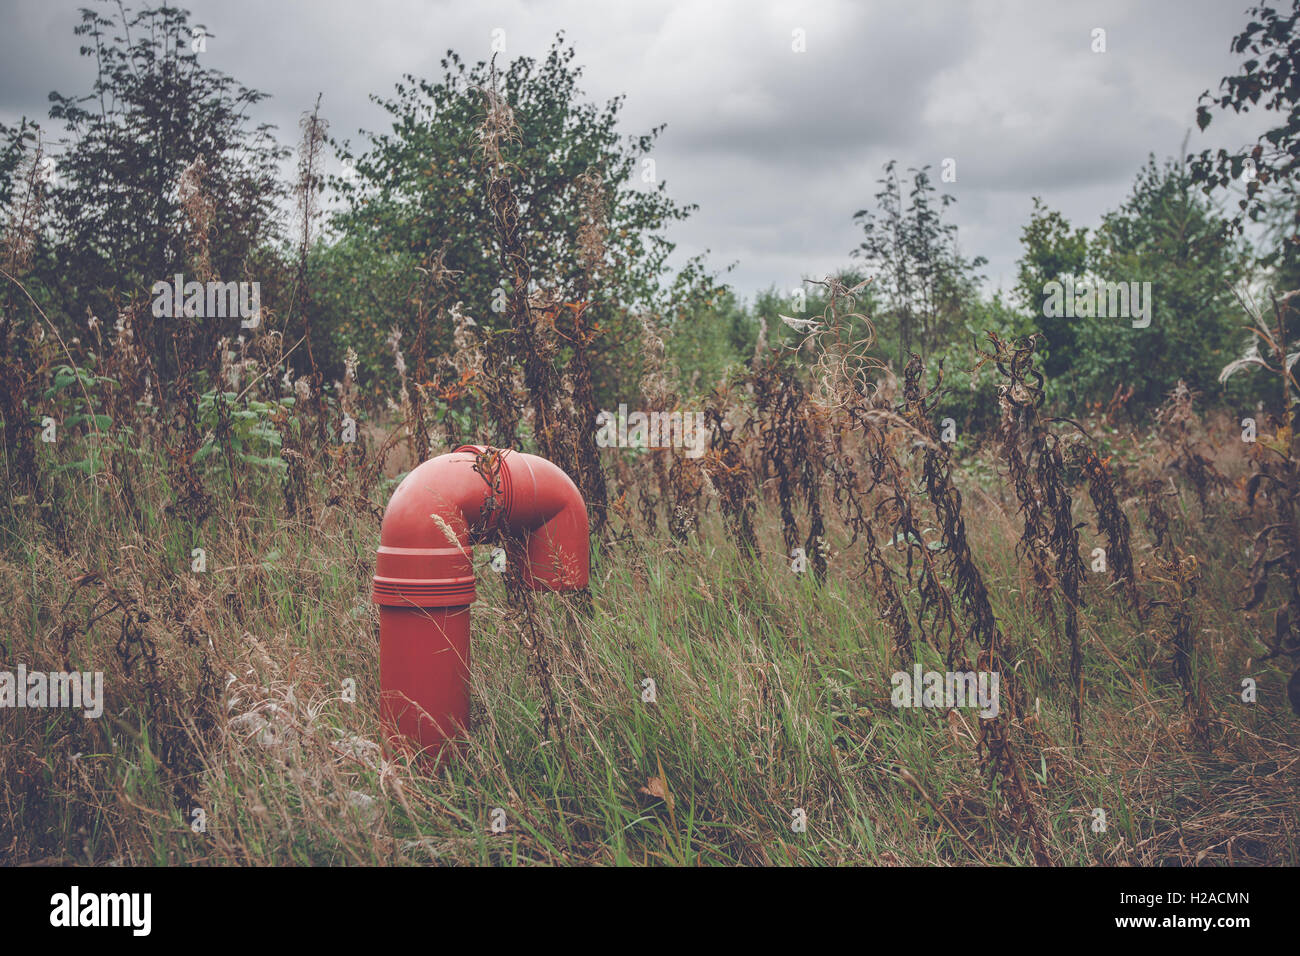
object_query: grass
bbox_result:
[2,423,1297,867]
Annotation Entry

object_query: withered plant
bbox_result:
[163,326,213,524]
[1067,433,1141,612]
[753,350,827,580]
[986,333,1086,748]
[1225,290,1300,712]
[468,446,575,777]
[789,279,1052,863]
[1154,381,1230,515]
[1141,478,1211,742]
[564,168,611,537]
[293,96,330,443]
[477,73,577,480]
[703,391,757,553]
[408,242,463,462]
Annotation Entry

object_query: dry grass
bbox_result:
[2,400,1297,865]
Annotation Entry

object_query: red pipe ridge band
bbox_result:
[373,446,589,757]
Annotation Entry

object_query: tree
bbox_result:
[1075,156,1250,410]
[44,1,286,366]
[0,119,48,487]
[1015,198,1090,379]
[0,120,38,212]
[851,161,985,368]
[326,36,697,398]
[1191,0,1300,288]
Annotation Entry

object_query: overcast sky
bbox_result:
[0,0,1278,302]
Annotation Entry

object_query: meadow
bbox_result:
[3,0,1299,868]
[2,282,1297,866]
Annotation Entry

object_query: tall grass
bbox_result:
[2,402,1296,865]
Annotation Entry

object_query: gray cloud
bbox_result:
[0,0,1278,299]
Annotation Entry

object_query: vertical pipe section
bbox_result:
[372,447,588,757]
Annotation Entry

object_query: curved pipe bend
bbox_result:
[372,447,589,756]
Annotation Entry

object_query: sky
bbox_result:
[0,0,1280,303]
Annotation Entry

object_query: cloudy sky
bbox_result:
[0,0,1277,301]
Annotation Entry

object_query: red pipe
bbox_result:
[372,446,588,758]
